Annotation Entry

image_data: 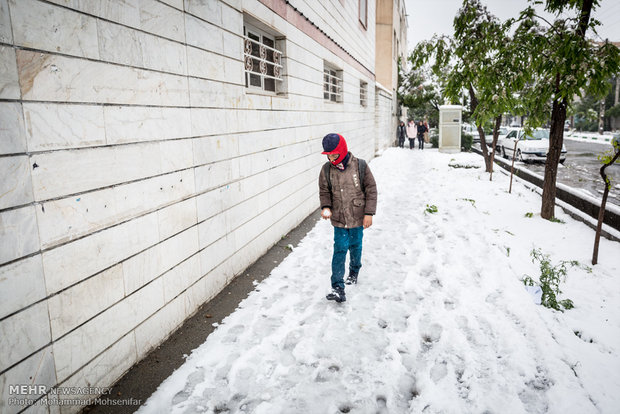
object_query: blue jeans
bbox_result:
[331,226,363,289]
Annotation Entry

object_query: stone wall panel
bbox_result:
[17,51,189,106]
[23,103,106,151]
[0,301,51,372]
[0,206,39,266]
[158,225,199,274]
[45,0,141,28]
[0,347,56,414]
[122,244,163,296]
[42,212,159,295]
[162,254,201,303]
[0,102,26,155]
[10,0,99,59]
[56,333,137,408]
[30,142,163,201]
[0,0,12,43]
[104,106,192,144]
[157,197,198,241]
[0,155,34,210]
[0,255,46,320]
[135,294,185,361]
[139,0,185,42]
[47,264,125,340]
[52,278,163,383]
[35,169,194,249]
[0,46,19,99]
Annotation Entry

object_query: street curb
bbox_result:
[471,147,620,241]
[83,209,322,413]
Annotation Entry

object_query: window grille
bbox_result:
[244,25,283,92]
[324,66,342,102]
[360,81,368,106]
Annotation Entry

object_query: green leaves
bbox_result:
[515,1,620,131]
[524,248,590,311]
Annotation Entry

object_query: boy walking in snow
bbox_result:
[318,133,378,303]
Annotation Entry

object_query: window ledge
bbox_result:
[245,89,288,99]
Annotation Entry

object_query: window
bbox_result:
[359,0,367,28]
[360,81,367,106]
[324,64,342,102]
[244,23,284,93]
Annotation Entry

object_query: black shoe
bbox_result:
[345,272,358,285]
[326,287,346,302]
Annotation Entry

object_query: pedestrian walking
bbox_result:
[319,133,378,303]
[424,120,430,144]
[397,121,407,148]
[417,121,427,150]
[406,119,417,149]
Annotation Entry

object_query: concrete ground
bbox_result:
[83,210,321,414]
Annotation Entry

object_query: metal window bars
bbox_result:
[360,82,367,106]
[243,36,283,82]
[323,69,342,102]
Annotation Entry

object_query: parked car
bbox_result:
[463,123,477,140]
[483,126,508,147]
[499,128,567,164]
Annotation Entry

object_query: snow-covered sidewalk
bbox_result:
[138,148,620,414]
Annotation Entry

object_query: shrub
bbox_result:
[523,248,590,311]
[461,133,473,151]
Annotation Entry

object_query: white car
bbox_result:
[499,128,567,164]
[483,126,508,147]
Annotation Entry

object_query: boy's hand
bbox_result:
[321,208,332,219]
[363,215,373,229]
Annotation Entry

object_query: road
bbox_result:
[484,139,620,208]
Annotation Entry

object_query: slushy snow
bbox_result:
[138,148,619,414]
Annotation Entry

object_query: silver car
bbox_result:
[499,128,567,164]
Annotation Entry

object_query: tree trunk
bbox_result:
[541,97,567,219]
[592,147,620,265]
[615,76,619,106]
[468,85,492,172]
[489,115,502,181]
[541,0,593,220]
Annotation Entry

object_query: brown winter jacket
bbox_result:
[318,153,378,229]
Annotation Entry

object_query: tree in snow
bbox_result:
[397,59,442,127]
[512,0,620,219]
[410,0,524,175]
[592,138,620,265]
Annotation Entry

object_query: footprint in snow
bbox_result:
[171,367,205,405]
[430,359,448,383]
[420,322,444,352]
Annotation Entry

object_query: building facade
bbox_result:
[0,0,406,411]
[376,0,408,144]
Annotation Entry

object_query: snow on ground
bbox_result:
[138,148,620,414]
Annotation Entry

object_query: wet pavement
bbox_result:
[489,139,620,208]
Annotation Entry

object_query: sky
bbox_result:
[404,0,620,51]
[136,147,619,414]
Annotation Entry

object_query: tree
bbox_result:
[592,138,620,265]
[513,0,620,219]
[398,61,442,127]
[573,78,619,132]
[411,0,525,174]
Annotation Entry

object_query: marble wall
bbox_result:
[0,0,396,412]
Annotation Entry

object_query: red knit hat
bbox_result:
[321,133,348,165]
